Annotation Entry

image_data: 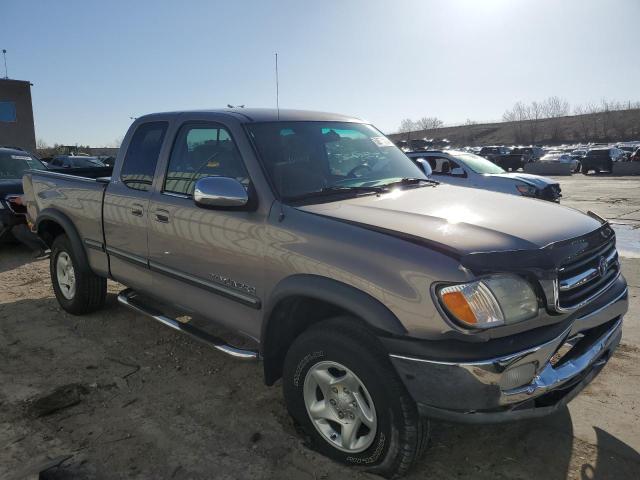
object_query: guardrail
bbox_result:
[524,163,573,176]
[612,162,640,176]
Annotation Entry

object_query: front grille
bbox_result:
[557,237,619,310]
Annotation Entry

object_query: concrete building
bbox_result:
[0,78,36,152]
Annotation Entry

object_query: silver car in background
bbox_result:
[406,149,562,201]
[540,151,581,172]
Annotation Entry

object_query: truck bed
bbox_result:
[22,168,111,275]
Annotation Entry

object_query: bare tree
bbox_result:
[36,138,49,149]
[397,118,417,133]
[573,105,591,141]
[526,101,544,144]
[108,137,123,148]
[542,96,570,141]
[415,117,444,131]
[503,101,528,143]
[585,102,601,140]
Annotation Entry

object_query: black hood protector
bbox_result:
[460,222,614,279]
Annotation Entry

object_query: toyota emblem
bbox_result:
[598,256,608,277]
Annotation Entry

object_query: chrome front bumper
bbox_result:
[390,286,627,423]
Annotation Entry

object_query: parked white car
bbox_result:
[539,152,581,172]
[406,150,561,201]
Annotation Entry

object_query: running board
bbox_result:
[117,289,258,360]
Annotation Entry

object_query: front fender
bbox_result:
[261,274,407,343]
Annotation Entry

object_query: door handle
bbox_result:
[154,209,170,223]
[130,203,144,217]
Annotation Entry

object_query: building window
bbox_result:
[0,102,17,122]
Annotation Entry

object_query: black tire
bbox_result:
[283,317,429,478]
[50,234,106,315]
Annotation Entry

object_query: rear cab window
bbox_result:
[120,122,168,191]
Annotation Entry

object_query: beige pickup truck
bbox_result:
[23,109,627,477]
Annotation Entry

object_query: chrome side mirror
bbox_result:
[194,177,248,208]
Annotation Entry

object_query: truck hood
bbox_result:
[297,184,601,256]
[485,172,557,189]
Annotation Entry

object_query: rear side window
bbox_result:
[164,123,248,196]
[121,122,168,191]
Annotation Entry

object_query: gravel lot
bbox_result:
[1,175,639,479]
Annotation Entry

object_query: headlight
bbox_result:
[438,275,538,329]
[515,184,537,197]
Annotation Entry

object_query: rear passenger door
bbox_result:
[103,121,168,293]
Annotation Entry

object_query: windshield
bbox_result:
[0,153,46,179]
[450,152,505,174]
[246,122,426,199]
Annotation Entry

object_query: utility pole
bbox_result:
[275,53,280,120]
[2,50,8,79]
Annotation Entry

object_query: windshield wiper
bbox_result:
[321,185,389,194]
[377,177,439,188]
[284,185,388,202]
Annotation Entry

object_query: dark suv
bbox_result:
[0,147,47,241]
[581,149,614,174]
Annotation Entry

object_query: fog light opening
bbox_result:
[500,363,537,390]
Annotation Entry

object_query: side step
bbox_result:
[117,289,258,360]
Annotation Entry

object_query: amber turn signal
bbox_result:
[440,291,477,325]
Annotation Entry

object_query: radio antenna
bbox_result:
[275,53,280,120]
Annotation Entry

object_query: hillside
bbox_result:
[387,108,640,147]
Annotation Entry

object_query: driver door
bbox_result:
[147,121,263,337]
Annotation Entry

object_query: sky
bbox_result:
[2,0,639,146]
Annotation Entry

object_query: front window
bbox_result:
[247,122,425,199]
[0,152,46,179]
[164,123,249,196]
[450,152,504,174]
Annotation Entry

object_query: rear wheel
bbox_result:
[283,317,429,478]
[51,234,106,314]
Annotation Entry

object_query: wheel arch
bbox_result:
[261,274,407,385]
[36,209,90,271]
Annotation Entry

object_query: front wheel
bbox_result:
[283,317,429,478]
[51,234,106,315]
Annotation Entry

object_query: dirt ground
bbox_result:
[1,175,639,480]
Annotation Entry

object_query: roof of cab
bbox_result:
[136,108,365,124]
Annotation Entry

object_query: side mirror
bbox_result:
[415,158,433,177]
[450,167,466,177]
[194,177,249,208]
